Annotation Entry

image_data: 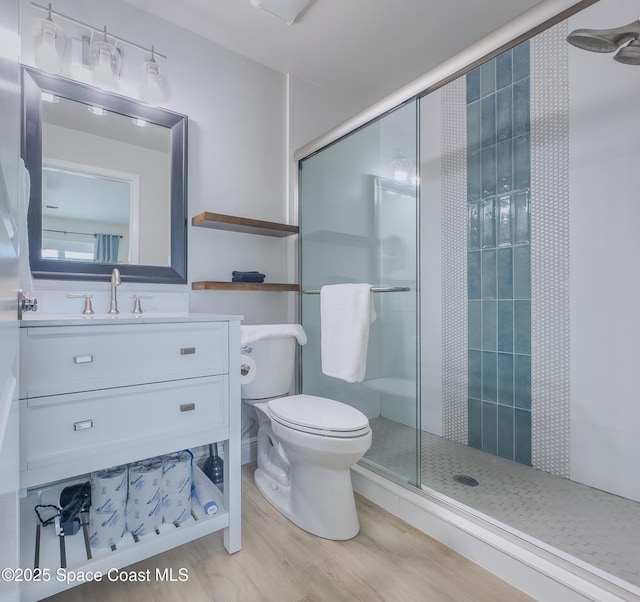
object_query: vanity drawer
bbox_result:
[20,375,228,480]
[20,321,228,398]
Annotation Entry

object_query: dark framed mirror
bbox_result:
[22,66,188,284]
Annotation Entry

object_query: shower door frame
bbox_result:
[296,99,422,486]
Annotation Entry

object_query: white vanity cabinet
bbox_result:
[17,315,241,602]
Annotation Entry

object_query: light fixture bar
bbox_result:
[31,2,167,59]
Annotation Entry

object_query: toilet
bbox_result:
[241,326,372,540]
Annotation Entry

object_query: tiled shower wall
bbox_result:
[466,42,532,464]
[441,24,570,474]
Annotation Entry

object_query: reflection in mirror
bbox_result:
[374,177,417,286]
[42,164,131,263]
[22,66,187,284]
[41,94,171,266]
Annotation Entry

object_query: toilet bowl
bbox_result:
[240,326,372,540]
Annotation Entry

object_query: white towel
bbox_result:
[321,284,376,383]
[240,324,307,348]
[18,159,33,294]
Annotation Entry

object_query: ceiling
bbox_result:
[121,0,546,108]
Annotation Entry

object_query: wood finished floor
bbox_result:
[47,465,533,602]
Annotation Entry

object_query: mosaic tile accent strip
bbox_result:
[441,78,468,445]
[530,22,570,478]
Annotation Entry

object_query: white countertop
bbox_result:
[20,312,243,327]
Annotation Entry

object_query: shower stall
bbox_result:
[296,0,640,597]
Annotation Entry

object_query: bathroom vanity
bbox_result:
[17,314,241,601]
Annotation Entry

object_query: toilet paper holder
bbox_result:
[239,352,257,385]
[240,345,253,375]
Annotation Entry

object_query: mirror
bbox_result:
[22,66,188,284]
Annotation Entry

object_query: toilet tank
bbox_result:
[241,336,297,400]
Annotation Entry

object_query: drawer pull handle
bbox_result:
[74,354,93,364]
[180,347,196,355]
[74,420,93,431]
[180,403,196,412]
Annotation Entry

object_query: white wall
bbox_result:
[288,75,362,164]
[568,0,640,502]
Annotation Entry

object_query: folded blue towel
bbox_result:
[232,271,265,283]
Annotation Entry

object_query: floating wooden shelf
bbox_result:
[192,281,300,292]
[192,212,299,237]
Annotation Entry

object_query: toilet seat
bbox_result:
[267,394,370,438]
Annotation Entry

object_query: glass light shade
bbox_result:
[34,18,66,74]
[90,39,120,88]
[139,57,165,105]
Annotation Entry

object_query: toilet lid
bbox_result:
[267,395,370,437]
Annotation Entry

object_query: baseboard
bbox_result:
[242,436,257,466]
[351,464,638,602]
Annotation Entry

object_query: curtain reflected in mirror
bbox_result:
[95,233,120,263]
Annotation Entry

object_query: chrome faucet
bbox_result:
[108,268,121,314]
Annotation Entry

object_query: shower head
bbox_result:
[614,39,640,65]
[567,19,640,53]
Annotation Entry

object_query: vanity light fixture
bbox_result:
[31,3,168,101]
[139,46,165,106]
[131,118,149,128]
[87,105,107,116]
[33,3,66,74]
[90,27,121,89]
[249,0,317,25]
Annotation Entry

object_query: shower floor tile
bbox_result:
[366,417,640,593]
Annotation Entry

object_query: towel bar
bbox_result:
[300,286,410,294]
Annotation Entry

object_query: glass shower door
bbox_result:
[298,100,420,485]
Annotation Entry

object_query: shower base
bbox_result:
[366,416,640,593]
